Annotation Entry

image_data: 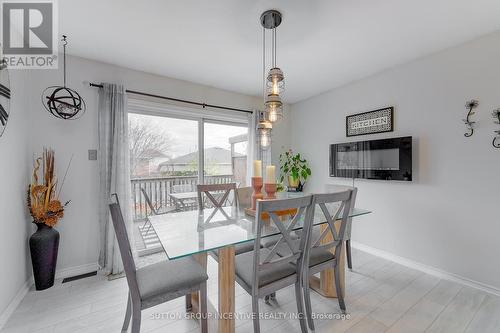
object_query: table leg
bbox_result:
[218,246,235,333]
[187,253,208,313]
[309,221,345,298]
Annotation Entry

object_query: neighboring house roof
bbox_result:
[159,147,243,167]
[138,149,169,159]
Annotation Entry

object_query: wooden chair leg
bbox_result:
[346,240,352,269]
[131,303,141,333]
[334,266,346,313]
[295,281,308,333]
[252,295,260,333]
[303,278,315,331]
[186,294,193,312]
[200,283,208,333]
[121,293,132,332]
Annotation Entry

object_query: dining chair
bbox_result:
[235,186,252,208]
[234,195,314,333]
[197,182,237,209]
[200,183,254,257]
[301,189,356,332]
[109,194,209,333]
[140,187,176,236]
[325,185,357,269]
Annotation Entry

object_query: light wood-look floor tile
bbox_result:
[2,248,499,333]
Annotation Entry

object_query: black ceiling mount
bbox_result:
[260,10,282,29]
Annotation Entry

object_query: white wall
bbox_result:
[0,70,32,321]
[27,55,272,272]
[290,31,500,290]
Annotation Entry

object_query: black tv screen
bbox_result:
[330,136,412,181]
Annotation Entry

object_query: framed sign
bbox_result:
[346,107,394,137]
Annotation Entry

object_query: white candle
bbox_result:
[266,165,276,184]
[254,160,262,177]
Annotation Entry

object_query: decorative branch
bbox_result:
[463,100,479,137]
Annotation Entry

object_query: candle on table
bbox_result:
[266,165,276,184]
[254,160,262,177]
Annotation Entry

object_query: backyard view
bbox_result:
[129,113,248,221]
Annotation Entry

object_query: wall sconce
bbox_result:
[463,100,479,137]
[492,108,500,148]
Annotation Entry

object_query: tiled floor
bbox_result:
[2,249,499,333]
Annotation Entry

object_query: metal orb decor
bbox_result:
[42,36,85,120]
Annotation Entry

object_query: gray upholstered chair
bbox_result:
[301,189,356,331]
[198,183,254,256]
[234,195,314,333]
[109,194,209,333]
[197,183,237,209]
[325,185,357,269]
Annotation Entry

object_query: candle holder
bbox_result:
[251,177,264,210]
[264,183,277,199]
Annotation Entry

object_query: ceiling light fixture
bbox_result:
[42,35,86,120]
[258,9,284,149]
[261,9,284,123]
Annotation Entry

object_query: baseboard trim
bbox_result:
[55,262,99,280]
[351,241,500,297]
[0,279,31,330]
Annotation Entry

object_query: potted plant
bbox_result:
[279,149,311,192]
[27,149,71,290]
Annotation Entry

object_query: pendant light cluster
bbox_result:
[259,10,285,149]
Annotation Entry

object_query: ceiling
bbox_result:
[61,0,500,103]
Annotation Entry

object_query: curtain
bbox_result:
[97,83,131,276]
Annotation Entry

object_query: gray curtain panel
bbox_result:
[97,83,132,276]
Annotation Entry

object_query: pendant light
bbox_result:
[42,35,86,120]
[257,120,272,149]
[261,10,284,123]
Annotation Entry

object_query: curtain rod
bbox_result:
[88,83,254,114]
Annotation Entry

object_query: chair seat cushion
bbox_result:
[235,248,297,289]
[235,241,256,255]
[136,256,208,302]
[275,240,335,267]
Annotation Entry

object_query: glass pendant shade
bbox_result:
[265,93,283,123]
[258,121,272,149]
[266,67,285,95]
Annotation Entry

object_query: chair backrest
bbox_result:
[197,183,237,209]
[140,187,158,215]
[108,194,140,300]
[253,195,314,290]
[325,185,357,240]
[235,186,252,209]
[306,189,356,262]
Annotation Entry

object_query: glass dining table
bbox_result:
[148,192,371,333]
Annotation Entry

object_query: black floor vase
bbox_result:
[29,223,59,290]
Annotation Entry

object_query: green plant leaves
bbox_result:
[278,149,311,183]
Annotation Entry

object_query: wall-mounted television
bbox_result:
[330,136,412,181]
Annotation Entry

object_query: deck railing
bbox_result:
[131,174,234,220]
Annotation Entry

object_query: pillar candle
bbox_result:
[266,165,276,184]
[254,160,262,177]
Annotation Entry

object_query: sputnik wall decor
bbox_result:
[42,35,86,120]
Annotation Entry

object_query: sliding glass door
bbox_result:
[129,110,249,218]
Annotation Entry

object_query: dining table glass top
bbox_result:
[148,192,371,260]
